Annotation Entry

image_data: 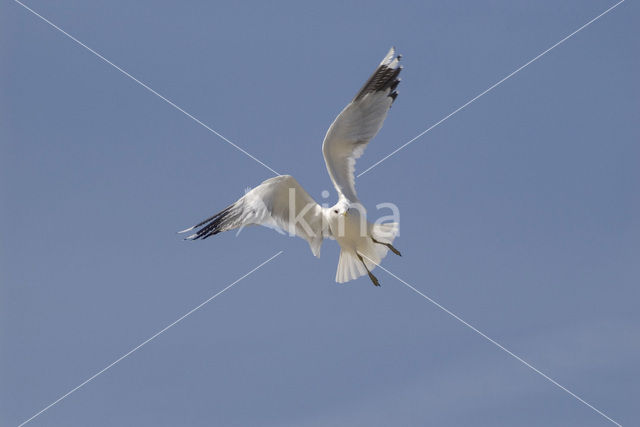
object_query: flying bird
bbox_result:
[180,48,403,286]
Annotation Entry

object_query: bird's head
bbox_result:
[330,200,351,218]
[329,201,365,219]
[331,207,347,217]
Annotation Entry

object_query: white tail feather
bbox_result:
[335,222,400,284]
[336,250,366,283]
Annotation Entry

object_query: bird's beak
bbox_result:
[342,212,347,217]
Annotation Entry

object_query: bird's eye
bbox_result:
[333,210,338,214]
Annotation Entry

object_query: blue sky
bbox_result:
[2,1,638,426]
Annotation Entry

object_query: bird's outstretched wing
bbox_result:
[179,175,326,257]
[322,47,402,203]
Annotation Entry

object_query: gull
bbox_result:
[180,48,403,286]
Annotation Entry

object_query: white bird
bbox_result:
[180,48,403,286]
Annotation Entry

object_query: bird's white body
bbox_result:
[327,205,399,284]
[182,48,403,285]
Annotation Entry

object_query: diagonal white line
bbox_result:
[357,0,625,178]
[359,253,622,426]
[17,250,284,427]
[13,0,280,176]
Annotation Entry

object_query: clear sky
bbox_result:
[2,1,638,426]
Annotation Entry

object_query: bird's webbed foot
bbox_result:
[371,237,402,256]
[357,253,381,287]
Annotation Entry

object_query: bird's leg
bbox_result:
[371,237,402,256]
[357,253,380,287]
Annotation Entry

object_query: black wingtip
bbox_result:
[181,204,235,241]
[353,49,402,103]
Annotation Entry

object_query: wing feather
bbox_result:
[180,175,326,257]
[322,47,402,203]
